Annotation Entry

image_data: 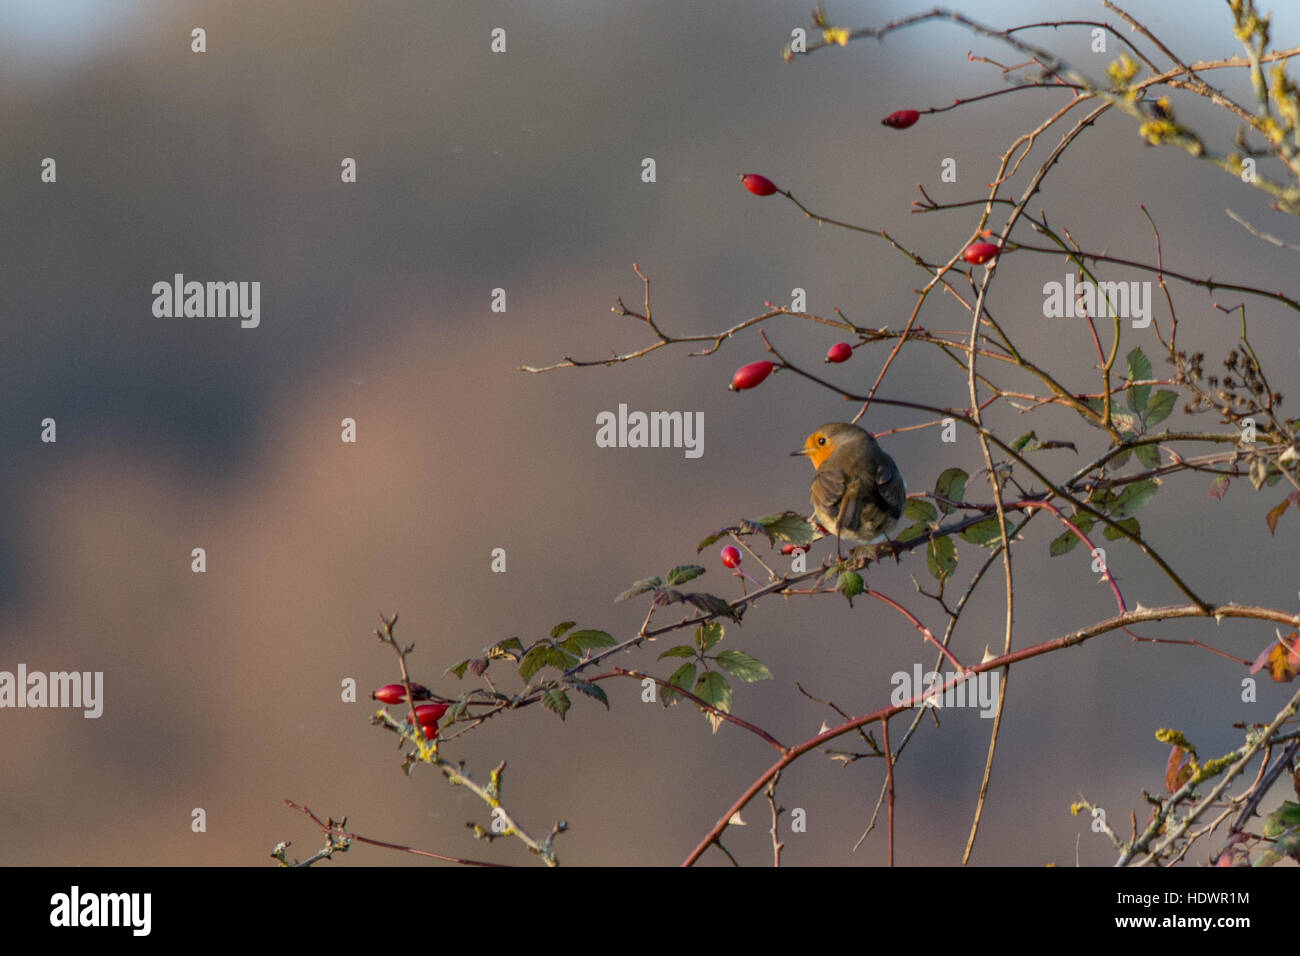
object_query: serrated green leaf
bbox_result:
[837,570,864,599]
[558,629,616,655]
[541,687,571,720]
[658,645,698,660]
[1134,442,1160,469]
[550,621,577,640]
[1110,479,1158,518]
[696,622,724,651]
[904,499,939,523]
[714,649,773,682]
[958,516,1004,547]
[1145,390,1176,426]
[1103,516,1140,540]
[934,468,968,514]
[686,592,741,622]
[896,523,929,543]
[661,662,697,706]
[926,536,956,580]
[1126,348,1152,413]
[566,679,610,710]
[747,511,816,547]
[519,645,578,682]
[693,671,733,714]
[615,577,662,602]
[666,564,706,586]
[1048,528,1079,556]
[655,588,686,606]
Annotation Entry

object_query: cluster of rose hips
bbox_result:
[373,682,449,741]
[734,166,1004,392]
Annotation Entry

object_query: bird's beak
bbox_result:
[790,448,808,457]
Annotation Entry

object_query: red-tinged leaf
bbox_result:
[1266,633,1300,682]
[1164,744,1192,792]
[1208,475,1230,500]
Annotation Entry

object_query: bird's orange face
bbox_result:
[795,429,839,470]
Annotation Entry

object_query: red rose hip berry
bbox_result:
[826,342,852,363]
[373,683,407,704]
[741,173,778,196]
[720,546,742,568]
[414,702,449,725]
[881,110,920,129]
[963,242,1001,265]
[730,360,775,391]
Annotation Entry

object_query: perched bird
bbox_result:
[792,422,907,557]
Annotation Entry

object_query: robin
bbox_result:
[792,422,907,558]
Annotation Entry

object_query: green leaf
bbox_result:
[1074,512,1096,535]
[558,629,616,655]
[615,577,662,602]
[448,659,471,679]
[654,588,686,606]
[904,499,939,523]
[1134,442,1160,469]
[1126,348,1152,413]
[747,511,816,547]
[1103,516,1140,540]
[1110,478,1158,518]
[1048,528,1078,556]
[896,523,929,543]
[837,570,864,599]
[1083,398,1105,418]
[959,517,1004,547]
[696,528,734,553]
[1110,448,1132,469]
[665,564,706,586]
[693,671,733,714]
[695,622,724,651]
[658,645,698,660]
[685,592,741,622]
[449,696,471,720]
[1012,431,1040,452]
[926,536,957,580]
[661,662,697,706]
[566,679,610,710]
[1145,390,1176,426]
[550,621,577,640]
[541,688,571,720]
[713,649,773,682]
[519,645,577,682]
[934,468,969,514]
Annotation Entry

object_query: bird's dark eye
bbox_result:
[817,437,826,445]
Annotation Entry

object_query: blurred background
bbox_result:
[1,0,1298,866]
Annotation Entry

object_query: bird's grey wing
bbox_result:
[872,456,906,520]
